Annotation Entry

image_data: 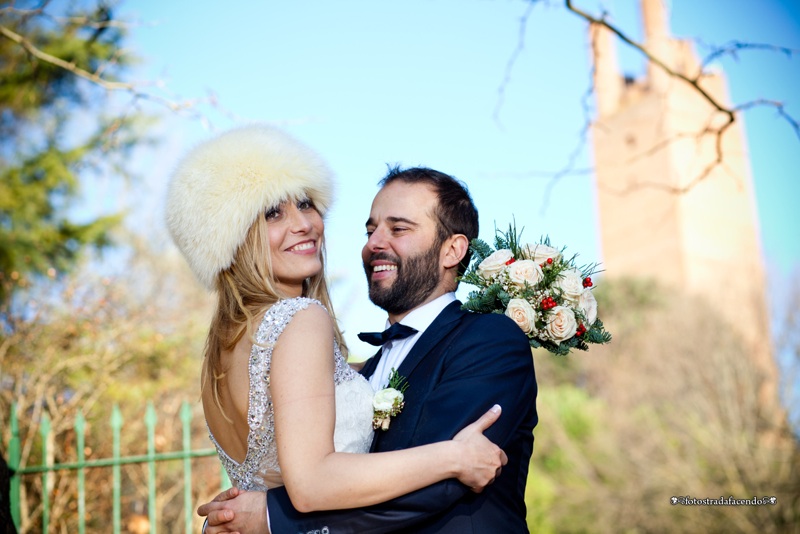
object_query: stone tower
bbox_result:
[590,0,778,409]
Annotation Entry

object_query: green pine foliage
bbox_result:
[493,221,525,258]
[387,368,409,394]
[584,318,611,344]
[462,282,511,314]
[0,4,132,126]
[466,237,494,265]
[0,3,144,309]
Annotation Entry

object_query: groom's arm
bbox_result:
[267,479,466,534]
[268,314,537,534]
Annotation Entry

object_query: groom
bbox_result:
[200,166,538,533]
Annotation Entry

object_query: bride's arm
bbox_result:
[271,304,503,513]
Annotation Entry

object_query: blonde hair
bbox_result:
[201,208,346,416]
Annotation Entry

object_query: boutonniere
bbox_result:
[373,368,409,431]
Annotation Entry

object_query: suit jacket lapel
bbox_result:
[359,348,382,379]
[369,301,464,452]
[395,300,464,381]
[359,300,464,381]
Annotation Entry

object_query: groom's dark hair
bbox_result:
[379,165,479,278]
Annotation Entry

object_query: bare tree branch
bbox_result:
[0,21,220,123]
[0,3,48,18]
[733,98,800,140]
[493,1,537,129]
[561,0,800,196]
[540,47,596,213]
[565,0,731,115]
[698,40,798,69]
[0,25,133,89]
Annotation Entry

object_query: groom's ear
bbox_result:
[441,234,469,269]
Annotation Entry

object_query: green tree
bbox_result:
[0,2,142,310]
[525,278,799,533]
[0,244,217,532]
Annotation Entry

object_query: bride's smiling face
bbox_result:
[266,196,324,297]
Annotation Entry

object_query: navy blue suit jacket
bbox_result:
[267,300,538,533]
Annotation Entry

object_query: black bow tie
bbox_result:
[358,323,418,346]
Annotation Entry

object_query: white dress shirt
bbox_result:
[368,292,457,391]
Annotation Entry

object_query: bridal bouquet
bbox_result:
[460,224,611,355]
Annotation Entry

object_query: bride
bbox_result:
[166,125,506,519]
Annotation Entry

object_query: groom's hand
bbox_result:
[197,487,270,534]
[452,404,508,492]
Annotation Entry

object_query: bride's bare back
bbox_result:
[202,321,255,465]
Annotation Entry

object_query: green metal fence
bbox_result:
[6,400,230,533]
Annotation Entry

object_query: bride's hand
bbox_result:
[451,405,508,492]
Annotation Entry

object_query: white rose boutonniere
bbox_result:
[373,368,408,431]
[477,249,514,279]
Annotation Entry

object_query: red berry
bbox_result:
[505,258,516,265]
[547,258,553,264]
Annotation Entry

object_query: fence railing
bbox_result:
[6,400,229,533]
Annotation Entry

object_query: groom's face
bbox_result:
[362,181,446,316]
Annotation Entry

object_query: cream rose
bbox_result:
[544,305,578,344]
[507,259,544,288]
[555,268,584,305]
[524,243,561,265]
[578,288,598,326]
[477,249,514,278]
[373,388,404,412]
[505,298,538,334]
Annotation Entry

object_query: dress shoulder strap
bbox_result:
[253,297,327,345]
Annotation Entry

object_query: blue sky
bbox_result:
[112,0,799,357]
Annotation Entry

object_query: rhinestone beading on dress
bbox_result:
[207,297,374,491]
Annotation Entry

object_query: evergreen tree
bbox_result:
[0,2,141,311]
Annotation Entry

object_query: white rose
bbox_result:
[477,249,514,278]
[555,268,584,305]
[507,260,544,288]
[578,289,598,326]
[373,388,403,411]
[524,243,562,265]
[544,306,578,344]
[505,298,538,334]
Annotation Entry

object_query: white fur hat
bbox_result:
[166,124,333,289]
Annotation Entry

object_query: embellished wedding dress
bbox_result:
[208,297,375,491]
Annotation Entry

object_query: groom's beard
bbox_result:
[364,244,441,315]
